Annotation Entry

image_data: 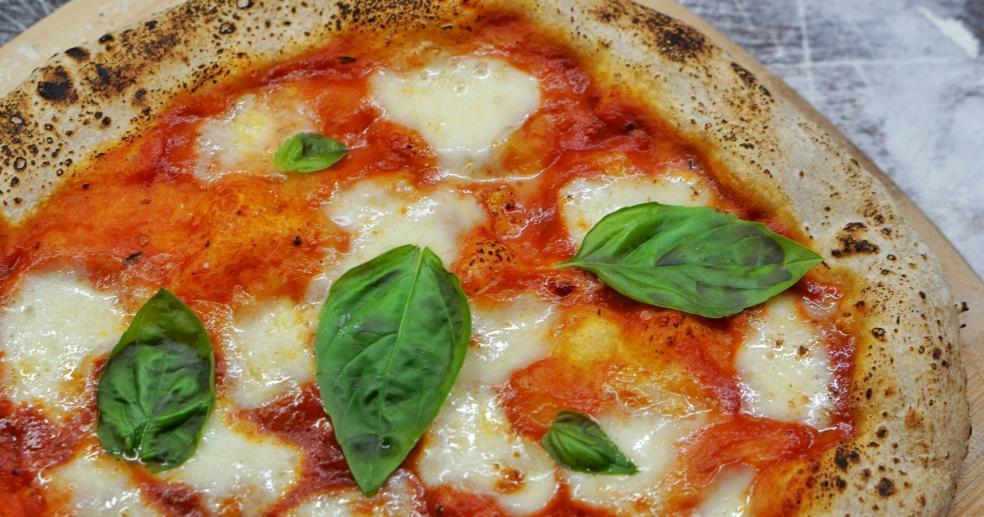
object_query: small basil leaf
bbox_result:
[96,288,215,472]
[315,245,471,495]
[559,203,822,318]
[273,132,349,173]
[541,411,637,475]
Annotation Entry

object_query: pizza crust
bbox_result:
[0,0,967,514]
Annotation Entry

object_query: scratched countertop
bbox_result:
[2,0,983,276]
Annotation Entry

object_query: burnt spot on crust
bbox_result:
[65,47,90,61]
[589,0,707,63]
[36,66,78,103]
[876,477,896,497]
[831,222,880,257]
[456,238,517,295]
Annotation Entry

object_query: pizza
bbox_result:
[0,0,968,515]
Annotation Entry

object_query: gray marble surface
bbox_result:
[1,0,982,276]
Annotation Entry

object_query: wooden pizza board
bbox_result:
[0,0,981,514]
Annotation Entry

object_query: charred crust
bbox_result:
[876,477,896,497]
[36,66,77,103]
[65,46,90,61]
[831,222,880,257]
[589,0,707,63]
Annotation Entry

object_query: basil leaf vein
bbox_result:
[541,411,637,475]
[96,288,215,472]
[315,245,471,495]
[273,132,349,173]
[559,203,822,318]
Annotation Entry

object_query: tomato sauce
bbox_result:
[0,12,857,516]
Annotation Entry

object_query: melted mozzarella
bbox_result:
[46,445,158,517]
[559,171,713,243]
[316,177,485,289]
[289,470,425,517]
[225,299,318,409]
[196,89,317,180]
[459,294,557,386]
[696,468,755,517]
[370,56,541,178]
[565,392,707,511]
[0,272,126,421]
[416,387,557,514]
[162,408,302,514]
[736,296,834,427]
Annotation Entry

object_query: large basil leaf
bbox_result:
[273,132,349,173]
[96,288,215,472]
[559,203,822,318]
[542,411,637,475]
[315,245,471,495]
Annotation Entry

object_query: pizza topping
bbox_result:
[195,89,317,179]
[0,272,126,421]
[272,132,349,173]
[541,410,638,475]
[460,293,557,386]
[559,168,715,243]
[559,203,823,318]
[161,405,303,513]
[96,288,215,472]
[736,295,835,427]
[415,386,558,514]
[224,298,317,409]
[47,444,158,516]
[318,176,485,287]
[369,56,541,178]
[314,245,471,495]
[694,467,754,516]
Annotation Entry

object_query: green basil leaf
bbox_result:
[558,203,822,318]
[541,411,637,475]
[315,245,471,495]
[273,132,349,173]
[96,288,215,472]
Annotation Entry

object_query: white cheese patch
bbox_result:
[162,408,302,514]
[416,386,557,514]
[0,272,126,421]
[289,470,425,517]
[459,294,557,386]
[565,395,708,511]
[370,56,541,178]
[736,295,834,427]
[196,89,317,180]
[695,467,755,517]
[560,171,713,244]
[46,445,159,517]
[315,177,485,289]
[225,298,318,409]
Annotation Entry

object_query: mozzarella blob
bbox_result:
[162,408,303,514]
[0,272,126,421]
[196,89,317,180]
[696,468,756,517]
[736,296,835,427]
[46,445,157,517]
[288,470,425,516]
[370,56,541,178]
[317,177,485,287]
[565,391,708,511]
[224,298,318,409]
[559,171,714,243]
[460,294,557,386]
[416,387,558,514]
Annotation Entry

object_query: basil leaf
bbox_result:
[315,245,471,495]
[273,132,349,173]
[96,288,215,472]
[559,203,822,318]
[541,411,637,475]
